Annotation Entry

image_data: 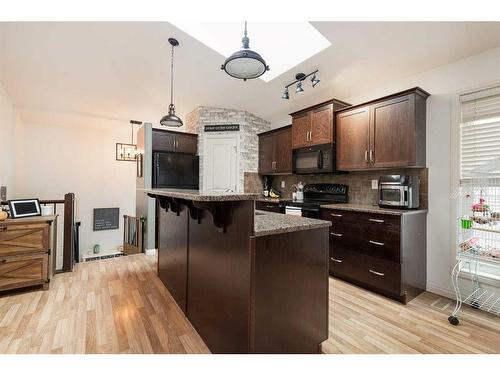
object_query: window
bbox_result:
[459,85,500,181]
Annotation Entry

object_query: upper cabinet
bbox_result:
[336,88,429,171]
[258,126,292,175]
[152,129,198,154]
[290,99,351,149]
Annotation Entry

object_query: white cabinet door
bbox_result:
[203,135,239,193]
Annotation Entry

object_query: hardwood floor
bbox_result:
[0,254,498,354]
[324,278,500,354]
[0,254,209,354]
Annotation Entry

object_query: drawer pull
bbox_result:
[369,219,385,223]
[330,257,343,263]
[0,227,7,231]
[266,205,275,209]
[369,240,385,246]
[330,213,343,217]
[1,259,6,263]
[369,269,385,276]
[330,232,343,237]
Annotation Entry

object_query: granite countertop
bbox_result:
[140,188,259,202]
[254,210,331,237]
[320,203,427,216]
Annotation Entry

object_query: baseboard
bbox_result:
[426,283,456,300]
[145,248,157,256]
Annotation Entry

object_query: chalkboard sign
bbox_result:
[204,124,240,132]
[93,208,119,231]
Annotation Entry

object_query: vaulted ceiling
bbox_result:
[1,22,500,127]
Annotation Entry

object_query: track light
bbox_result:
[295,81,304,94]
[282,87,290,100]
[311,73,320,87]
[281,69,320,100]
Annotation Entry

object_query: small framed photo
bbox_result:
[8,199,42,219]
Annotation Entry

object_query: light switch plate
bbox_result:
[371,180,378,189]
[281,180,286,189]
[0,186,6,201]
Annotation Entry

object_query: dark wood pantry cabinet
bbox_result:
[258,125,292,175]
[290,99,350,149]
[336,87,429,171]
[152,128,198,154]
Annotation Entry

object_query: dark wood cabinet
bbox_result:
[336,106,371,170]
[336,87,429,171]
[258,126,292,175]
[152,129,197,154]
[290,100,350,149]
[320,208,426,304]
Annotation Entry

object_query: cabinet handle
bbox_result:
[365,149,368,163]
[1,259,6,263]
[330,213,343,217]
[330,257,343,263]
[0,227,7,231]
[306,131,309,142]
[369,149,374,164]
[310,131,313,142]
[369,269,385,276]
[369,218,384,223]
[330,232,343,237]
[369,240,385,246]
[266,205,275,209]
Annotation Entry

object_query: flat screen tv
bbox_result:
[153,152,199,189]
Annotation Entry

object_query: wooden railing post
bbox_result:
[62,192,75,272]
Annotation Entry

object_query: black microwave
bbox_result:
[292,144,336,174]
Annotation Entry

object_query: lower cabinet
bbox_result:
[320,208,426,303]
[255,201,284,213]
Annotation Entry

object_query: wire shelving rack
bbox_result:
[449,157,500,325]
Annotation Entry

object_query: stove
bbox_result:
[279,183,348,218]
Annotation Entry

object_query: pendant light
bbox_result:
[221,21,269,81]
[160,38,183,127]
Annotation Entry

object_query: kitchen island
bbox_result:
[141,188,331,353]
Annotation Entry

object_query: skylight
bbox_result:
[171,22,331,82]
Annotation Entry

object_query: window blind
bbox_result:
[460,85,500,180]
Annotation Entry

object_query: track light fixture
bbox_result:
[282,87,290,100]
[282,70,320,100]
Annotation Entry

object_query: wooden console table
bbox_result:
[0,215,57,293]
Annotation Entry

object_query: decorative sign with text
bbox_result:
[204,124,240,132]
[93,207,120,231]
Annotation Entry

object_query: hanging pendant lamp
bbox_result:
[221,21,269,81]
[160,38,183,127]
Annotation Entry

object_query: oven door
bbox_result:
[293,144,334,174]
[379,186,407,207]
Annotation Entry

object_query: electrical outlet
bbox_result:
[281,180,286,189]
[371,180,378,189]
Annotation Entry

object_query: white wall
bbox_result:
[0,80,16,194]
[13,109,136,259]
[270,46,500,298]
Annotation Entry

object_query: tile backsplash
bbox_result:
[260,168,428,209]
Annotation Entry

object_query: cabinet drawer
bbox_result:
[0,223,49,257]
[255,201,283,213]
[0,253,48,291]
[331,248,401,296]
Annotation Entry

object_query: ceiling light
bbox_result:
[296,81,304,94]
[220,21,269,81]
[171,21,330,82]
[311,73,320,87]
[282,70,319,100]
[160,38,183,127]
[282,87,290,100]
[116,120,142,162]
